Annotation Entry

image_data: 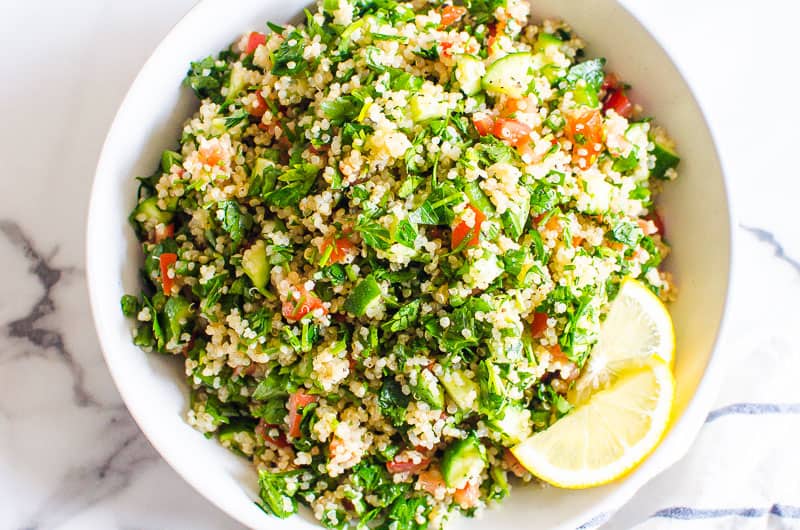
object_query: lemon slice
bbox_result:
[511,358,675,488]
[592,278,675,368]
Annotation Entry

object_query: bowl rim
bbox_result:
[85,0,735,527]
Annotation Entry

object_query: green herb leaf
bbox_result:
[257,469,300,518]
[120,294,139,317]
[378,379,410,426]
[381,300,420,333]
[264,164,320,207]
[271,30,307,76]
[355,215,393,250]
[218,200,253,246]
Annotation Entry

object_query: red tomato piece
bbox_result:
[601,72,619,92]
[603,89,633,118]
[530,311,549,338]
[534,212,561,233]
[287,391,317,438]
[451,204,485,250]
[281,284,326,321]
[159,253,178,295]
[486,20,506,51]
[417,469,446,495]
[198,142,224,166]
[492,118,532,148]
[245,32,266,55]
[503,448,527,478]
[320,237,355,264]
[646,210,665,237]
[439,5,467,28]
[386,451,431,474]
[454,480,480,509]
[249,91,268,118]
[256,420,290,448]
[564,108,604,169]
[154,223,174,244]
[472,113,494,136]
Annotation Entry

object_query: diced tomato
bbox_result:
[440,40,454,58]
[454,480,480,509]
[530,311,549,338]
[256,420,290,448]
[417,469,446,495]
[154,223,174,243]
[549,344,579,381]
[646,210,665,236]
[564,108,604,169]
[492,118,532,148]
[198,141,224,166]
[451,204,485,250]
[486,20,506,52]
[603,89,633,118]
[501,96,536,118]
[473,113,494,136]
[159,253,178,295]
[503,448,527,478]
[320,237,355,265]
[534,212,561,233]
[245,32,267,54]
[281,284,327,321]
[386,451,431,474]
[249,91,268,118]
[601,72,619,92]
[287,391,317,438]
[439,5,467,28]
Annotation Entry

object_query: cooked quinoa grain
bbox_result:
[120,0,679,527]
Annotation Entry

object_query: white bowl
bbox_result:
[87,0,732,528]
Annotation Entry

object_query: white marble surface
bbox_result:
[1,1,798,529]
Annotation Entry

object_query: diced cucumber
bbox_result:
[343,275,382,316]
[455,55,485,96]
[413,368,445,410]
[163,295,192,343]
[209,117,227,137]
[439,368,479,411]
[488,403,532,444]
[161,150,183,173]
[410,93,448,122]
[533,32,563,54]
[218,419,257,454]
[482,52,536,99]
[224,62,248,105]
[571,85,599,108]
[440,432,487,488]
[651,141,680,180]
[464,181,495,215]
[242,239,269,293]
[132,196,173,225]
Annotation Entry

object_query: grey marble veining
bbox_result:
[1,1,798,530]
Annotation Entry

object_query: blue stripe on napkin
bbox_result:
[706,402,800,423]
[651,504,800,520]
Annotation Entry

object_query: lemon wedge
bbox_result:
[592,278,675,368]
[511,358,675,488]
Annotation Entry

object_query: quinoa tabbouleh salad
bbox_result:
[120,0,681,526]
